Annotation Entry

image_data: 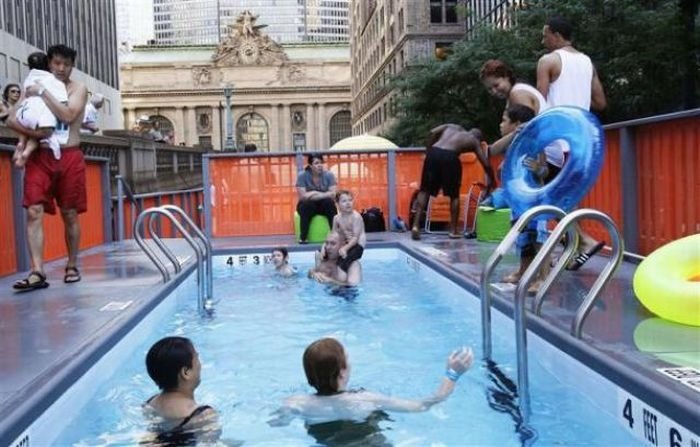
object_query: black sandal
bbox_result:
[13,271,50,292]
[64,266,81,283]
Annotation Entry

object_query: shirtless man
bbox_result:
[411,124,495,240]
[537,16,608,270]
[8,44,89,291]
[308,232,362,286]
[332,190,367,274]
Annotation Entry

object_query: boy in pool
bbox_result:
[309,232,362,286]
[332,190,366,273]
[271,246,297,277]
[142,337,221,445]
[271,337,473,426]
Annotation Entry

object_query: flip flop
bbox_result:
[64,266,81,283]
[566,241,606,271]
[13,271,50,292]
[448,233,462,239]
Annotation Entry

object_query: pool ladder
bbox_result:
[134,205,214,313]
[480,206,624,424]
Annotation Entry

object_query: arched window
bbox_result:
[236,113,269,152]
[329,111,351,147]
[148,115,174,143]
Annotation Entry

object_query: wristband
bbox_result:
[37,86,46,97]
[445,368,461,382]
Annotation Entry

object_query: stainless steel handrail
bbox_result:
[116,175,142,243]
[133,206,213,313]
[147,216,182,274]
[480,205,568,360]
[513,208,623,422]
[159,204,213,303]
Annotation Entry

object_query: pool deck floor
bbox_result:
[0,232,698,443]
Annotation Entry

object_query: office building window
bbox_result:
[446,1,458,23]
[430,1,442,23]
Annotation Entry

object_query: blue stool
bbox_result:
[294,212,331,243]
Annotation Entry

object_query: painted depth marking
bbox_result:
[618,390,698,446]
[99,301,133,312]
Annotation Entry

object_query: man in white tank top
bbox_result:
[536,16,607,270]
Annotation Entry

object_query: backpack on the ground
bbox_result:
[361,207,386,232]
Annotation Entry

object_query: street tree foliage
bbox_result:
[385,0,699,146]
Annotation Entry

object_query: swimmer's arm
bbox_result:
[488,132,515,156]
[473,140,496,193]
[26,82,87,124]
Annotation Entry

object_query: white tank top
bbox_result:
[547,49,593,110]
[511,83,549,115]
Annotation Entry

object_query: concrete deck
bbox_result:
[0,232,698,445]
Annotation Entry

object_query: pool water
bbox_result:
[50,250,637,446]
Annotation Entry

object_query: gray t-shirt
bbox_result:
[296,169,336,192]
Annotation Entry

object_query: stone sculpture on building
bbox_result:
[213,10,288,66]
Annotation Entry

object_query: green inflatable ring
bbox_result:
[293,212,331,243]
[632,234,700,326]
[633,318,700,369]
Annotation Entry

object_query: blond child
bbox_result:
[332,190,367,273]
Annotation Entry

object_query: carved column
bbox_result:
[282,104,292,151]
[186,107,197,146]
[269,104,281,152]
[306,103,316,150]
[317,103,327,150]
[124,108,136,130]
[212,105,222,151]
[174,106,186,145]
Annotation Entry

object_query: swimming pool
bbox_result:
[15,248,688,445]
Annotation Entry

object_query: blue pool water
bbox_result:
[46,249,638,446]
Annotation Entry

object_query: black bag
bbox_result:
[361,207,386,232]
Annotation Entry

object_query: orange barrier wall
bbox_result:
[0,152,17,276]
[210,155,298,237]
[579,128,623,244]
[42,161,106,262]
[115,191,202,240]
[634,116,699,254]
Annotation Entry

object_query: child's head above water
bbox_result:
[271,247,289,267]
[27,52,49,71]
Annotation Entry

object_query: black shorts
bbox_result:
[419,146,462,199]
[337,245,364,272]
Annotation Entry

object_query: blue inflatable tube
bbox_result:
[501,106,605,217]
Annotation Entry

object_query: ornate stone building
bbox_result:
[120,11,352,152]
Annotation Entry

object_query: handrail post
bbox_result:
[480,205,566,360]
[117,176,125,242]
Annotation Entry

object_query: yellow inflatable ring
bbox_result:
[633,234,700,326]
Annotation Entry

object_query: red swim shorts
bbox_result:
[23,146,87,215]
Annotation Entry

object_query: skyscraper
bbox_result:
[153,0,349,45]
[0,0,122,129]
[116,0,155,47]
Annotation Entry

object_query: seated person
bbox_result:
[271,246,297,277]
[272,337,473,426]
[12,52,69,167]
[308,232,362,286]
[332,190,366,273]
[142,336,221,445]
[411,124,495,240]
[296,154,337,244]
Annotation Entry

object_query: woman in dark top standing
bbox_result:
[296,154,337,244]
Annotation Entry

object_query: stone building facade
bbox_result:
[120,11,351,152]
[350,1,466,136]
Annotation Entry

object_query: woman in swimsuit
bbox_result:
[142,336,221,445]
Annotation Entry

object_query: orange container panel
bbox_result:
[42,161,106,262]
[210,156,298,236]
[579,128,623,244]
[0,152,17,276]
[635,116,699,255]
[325,152,388,219]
